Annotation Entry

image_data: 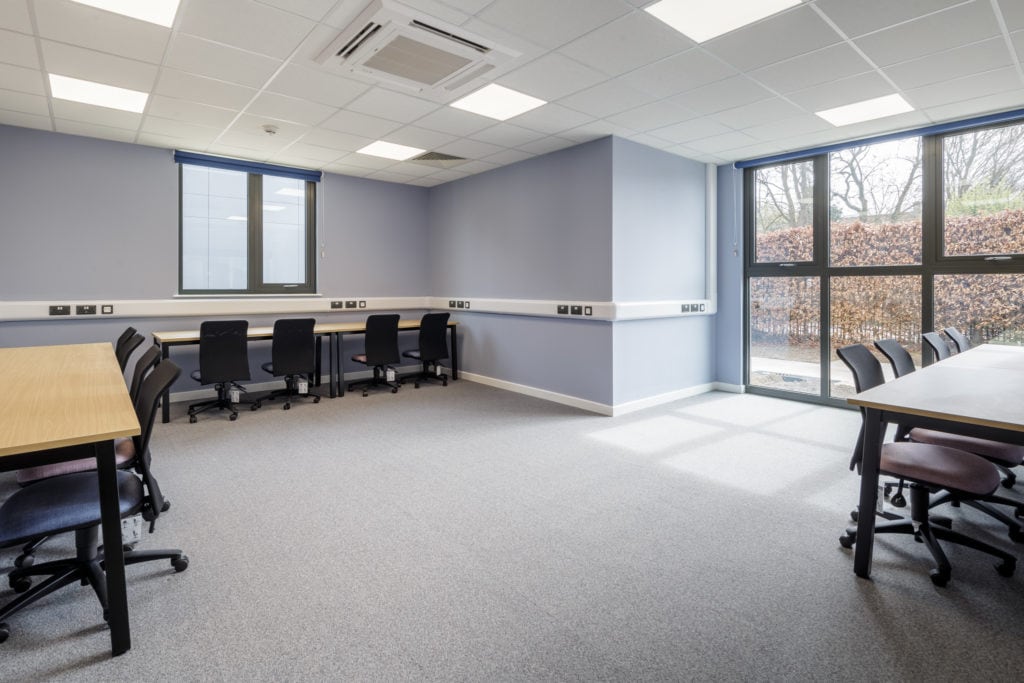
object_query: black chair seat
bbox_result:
[910,428,1024,467]
[402,349,422,359]
[0,471,143,548]
[882,442,1001,497]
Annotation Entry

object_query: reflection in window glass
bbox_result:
[829,275,921,398]
[262,176,306,284]
[943,122,1024,256]
[181,166,248,290]
[749,277,820,395]
[934,273,1024,346]
[754,161,814,263]
[830,138,921,266]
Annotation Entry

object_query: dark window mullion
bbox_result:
[248,173,263,292]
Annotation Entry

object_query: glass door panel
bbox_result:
[934,273,1024,345]
[749,276,821,395]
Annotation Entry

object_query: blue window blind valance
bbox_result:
[734,106,1024,169]
[174,150,322,182]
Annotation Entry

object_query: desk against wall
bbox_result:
[153,319,458,422]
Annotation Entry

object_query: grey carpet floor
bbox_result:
[2,382,1024,681]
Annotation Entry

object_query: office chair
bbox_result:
[944,326,971,353]
[115,326,137,353]
[836,344,1015,586]
[254,318,321,410]
[115,332,144,372]
[349,314,401,397]
[188,320,253,422]
[0,361,189,644]
[401,312,450,388]
[874,338,1024,539]
[922,331,952,362]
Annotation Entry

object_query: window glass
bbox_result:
[754,160,814,263]
[181,166,247,291]
[934,273,1024,345]
[943,122,1024,257]
[749,276,820,395]
[830,138,921,266]
[262,176,306,285]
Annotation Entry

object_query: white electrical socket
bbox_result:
[297,378,309,394]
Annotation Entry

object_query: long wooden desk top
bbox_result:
[848,343,1024,433]
[153,319,457,344]
[0,342,139,457]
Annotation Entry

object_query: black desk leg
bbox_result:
[96,439,131,655]
[449,325,459,380]
[159,342,171,424]
[853,407,883,579]
[314,336,322,388]
[327,334,336,398]
[336,333,345,397]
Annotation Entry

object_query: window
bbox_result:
[744,116,1024,405]
[177,153,318,295]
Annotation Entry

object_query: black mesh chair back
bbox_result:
[128,345,161,406]
[836,344,886,472]
[417,312,450,362]
[270,318,317,376]
[116,332,144,372]
[133,360,181,521]
[873,339,916,378]
[363,314,400,366]
[198,320,251,383]
[944,327,971,353]
[922,331,951,362]
[116,326,137,350]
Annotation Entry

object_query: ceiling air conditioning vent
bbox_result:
[315,0,518,98]
[409,152,467,169]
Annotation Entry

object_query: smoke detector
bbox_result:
[262,124,279,136]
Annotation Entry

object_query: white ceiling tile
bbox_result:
[742,114,833,142]
[1002,0,1024,31]
[0,87,47,116]
[346,88,440,123]
[405,176,444,187]
[383,125,458,150]
[247,92,337,127]
[749,43,875,94]
[671,76,774,116]
[785,72,894,112]
[702,6,841,72]
[265,63,369,109]
[559,121,635,143]
[0,108,51,130]
[624,132,677,150]
[922,88,1024,123]
[684,131,757,155]
[382,162,442,178]
[476,0,630,50]
[481,148,533,165]
[140,116,222,145]
[885,37,1015,90]
[323,162,374,177]
[0,62,44,95]
[164,34,282,89]
[425,168,469,182]
[253,0,338,21]
[1014,31,1024,61]
[218,129,298,154]
[320,109,402,138]
[206,143,273,160]
[0,0,31,33]
[368,170,421,184]
[469,122,541,147]
[136,132,188,149]
[448,159,500,175]
[435,137,506,159]
[228,113,308,141]
[626,49,738,99]
[905,66,1024,109]
[0,28,38,68]
[854,3,1002,67]
[333,152,397,170]
[498,53,608,101]
[413,106,494,136]
[817,110,931,140]
[41,41,158,92]
[815,0,967,38]
[714,98,807,131]
[605,101,697,132]
[54,118,136,143]
[510,103,592,134]
[560,12,691,78]
[178,0,316,60]
[145,95,238,129]
[301,127,373,151]
[35,0,170,64]
[559,79,655,119]
[517,135,575,155]
[435,0,494,16]
[51,99,141,129]
[649,117,732,144]
[155,70,257,110]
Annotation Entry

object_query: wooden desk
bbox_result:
[152,319,458,422]
[0,343,139,656]
[847,344,1024,579]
